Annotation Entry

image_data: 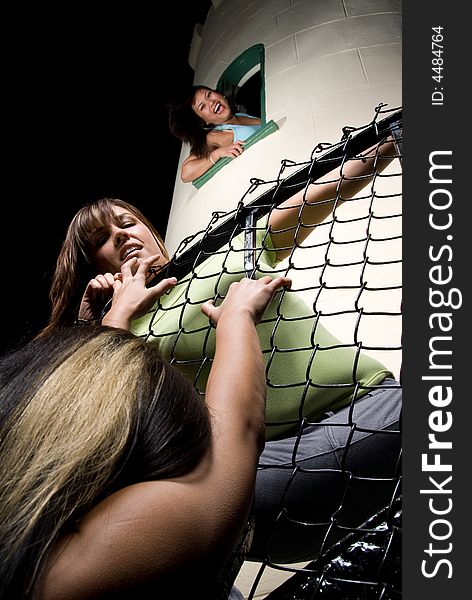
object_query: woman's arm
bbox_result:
[180,131,245,183]
[269,139,398,261]
[41,276,291,599]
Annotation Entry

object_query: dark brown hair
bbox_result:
[168,85,214,158]
[40,198,169,337]
[0,324,211,599]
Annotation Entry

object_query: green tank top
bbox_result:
[131,217,392,439]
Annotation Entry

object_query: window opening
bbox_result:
[193,44,278,189]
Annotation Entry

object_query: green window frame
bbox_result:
[193,44,278,189]
[218,43,267,124]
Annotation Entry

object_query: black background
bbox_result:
[3,3,211,353]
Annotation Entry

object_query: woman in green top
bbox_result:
[41,138,401,562]
[1,276,289,599]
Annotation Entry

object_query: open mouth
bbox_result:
[213,101,222,114]
[121,245,141,262]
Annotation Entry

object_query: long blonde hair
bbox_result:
[40,198,170,338]
[0,325,210,599]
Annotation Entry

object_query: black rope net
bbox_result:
[142,105,402,599]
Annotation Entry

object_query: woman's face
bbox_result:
[192,88,232,124]
[87,206,167,275]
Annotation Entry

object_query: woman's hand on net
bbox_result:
[78,273,118,321]
[101,255,177,330]
[201,276,292,326]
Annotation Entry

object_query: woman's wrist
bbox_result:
[214,311,261,361]
[101,308,131,331]
[208,151,217,166]
[215,305,258,329]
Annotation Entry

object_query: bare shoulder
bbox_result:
[207,129,233,148]
[41,477,215,599]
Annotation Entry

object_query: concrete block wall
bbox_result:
[166,0,401,254]
[165,2,402,596]
[165,0,402,368]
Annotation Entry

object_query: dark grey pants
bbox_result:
[249,379,402,563]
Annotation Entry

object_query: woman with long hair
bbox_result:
[39,138,402,564]
[168,85,261,182]
[1,274,289,599]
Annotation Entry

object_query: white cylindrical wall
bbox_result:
[166,0,401,255]
[167,4,402,595]
[166,0,402,376]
